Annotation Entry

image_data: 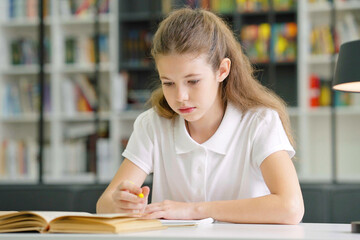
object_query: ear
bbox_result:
[217,58,231,82]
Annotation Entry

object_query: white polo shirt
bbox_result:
[122,103,295,203]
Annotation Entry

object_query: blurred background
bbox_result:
[0,0,359,223]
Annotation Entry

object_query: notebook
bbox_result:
[160,217,214,227]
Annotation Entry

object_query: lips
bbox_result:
[179,107,195,114]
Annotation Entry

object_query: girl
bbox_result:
[97,8,304,224]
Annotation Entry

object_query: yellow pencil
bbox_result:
[128,180,144,198]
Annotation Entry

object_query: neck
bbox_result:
[186,101,226,144]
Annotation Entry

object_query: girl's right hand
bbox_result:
[111,180,150,214]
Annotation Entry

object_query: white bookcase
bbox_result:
[0,0,141,184]
[0,0,359,185]
[296,0,360,182]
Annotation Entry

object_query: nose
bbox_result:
[176,86,189,102]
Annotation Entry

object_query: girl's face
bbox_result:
[156,53,230,123]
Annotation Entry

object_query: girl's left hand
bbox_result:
[144,200,198,220]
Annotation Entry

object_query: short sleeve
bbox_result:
[122,111,154,174]
[251,109,295,167]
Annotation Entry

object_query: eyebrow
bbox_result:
[160,73,201,80]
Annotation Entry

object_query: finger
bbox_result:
[112,190,143,203]
[144,211,165,219]
[145,203,163,214]
[141,186,150,199]
[118,180,142,195]
[115,208,142,215]
[118,201,146,210]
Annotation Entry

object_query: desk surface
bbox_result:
[0,223,358,240]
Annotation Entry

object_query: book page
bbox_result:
[29,211,92,223]
[160,217,214,226]
[51,212,137,222]
[0,211,17,216]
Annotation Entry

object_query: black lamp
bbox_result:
[333,40,360,92]
[332,39,360,234]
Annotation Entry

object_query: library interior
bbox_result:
[0,0,360,225]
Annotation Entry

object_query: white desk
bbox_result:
[0,223,358,240]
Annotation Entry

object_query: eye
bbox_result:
[162,82,174,86]
[188,80,199,85]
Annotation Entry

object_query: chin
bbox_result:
[183,114,202,123]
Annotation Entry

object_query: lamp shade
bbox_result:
[333,39,360,92]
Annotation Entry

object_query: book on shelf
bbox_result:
[309,73,355,108]
[60,0,110,17]
[0,211,165,234]
[211,0,235,13]
[335,13,359,49]
[97,137,119,182]
[6,0,50,20]
[310,25,335,55]
[65,37,77,64]
[124,71,152,110]
[65,34,109,65]
[311,12,359,56]
[112,72,128,112]
[240,22,297,63]
[271,22,297,62]
[0,139,38,180]
[240,23,271,63]
[10,37,51,65]
[123,29,153,66]
[272,0,295,11]
[1,79,51,116]
[236,0,270,12]
[62,74,109,115]
[46,122,112,179]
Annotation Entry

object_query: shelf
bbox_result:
[120,62,154,71]
[0,17,51,27]
[250,60,296,66]
[60,14,113,25]
[308,54,337,65]
[0,177,38,184]
[288,107,300,117]
[305,106,360,116]
[238,9,296,17]
[119,12,163,21]
[117,110,144,121]
[274,61,297,66]
[61,112,111,122]
[308,2,332,13]
[238,11,269,16]
[1,64,52,75]
[0,114,51,123]
[274,9,297,15]
[308,1,360,13]
[43,173,96,184]
[307,107,331,116]
[61,63,111,73]
[335,106,360,116]
[335,1,360,11]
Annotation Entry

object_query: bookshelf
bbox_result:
[0,0,359,185]
[297,0,360,182]
[118,0,360,183]
[0,0,124,184]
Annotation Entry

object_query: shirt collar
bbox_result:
[174,103,242,155]
[174,115,199,154]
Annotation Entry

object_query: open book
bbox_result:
[0,211,165,234]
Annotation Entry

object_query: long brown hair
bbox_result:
[150,8,295,147]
